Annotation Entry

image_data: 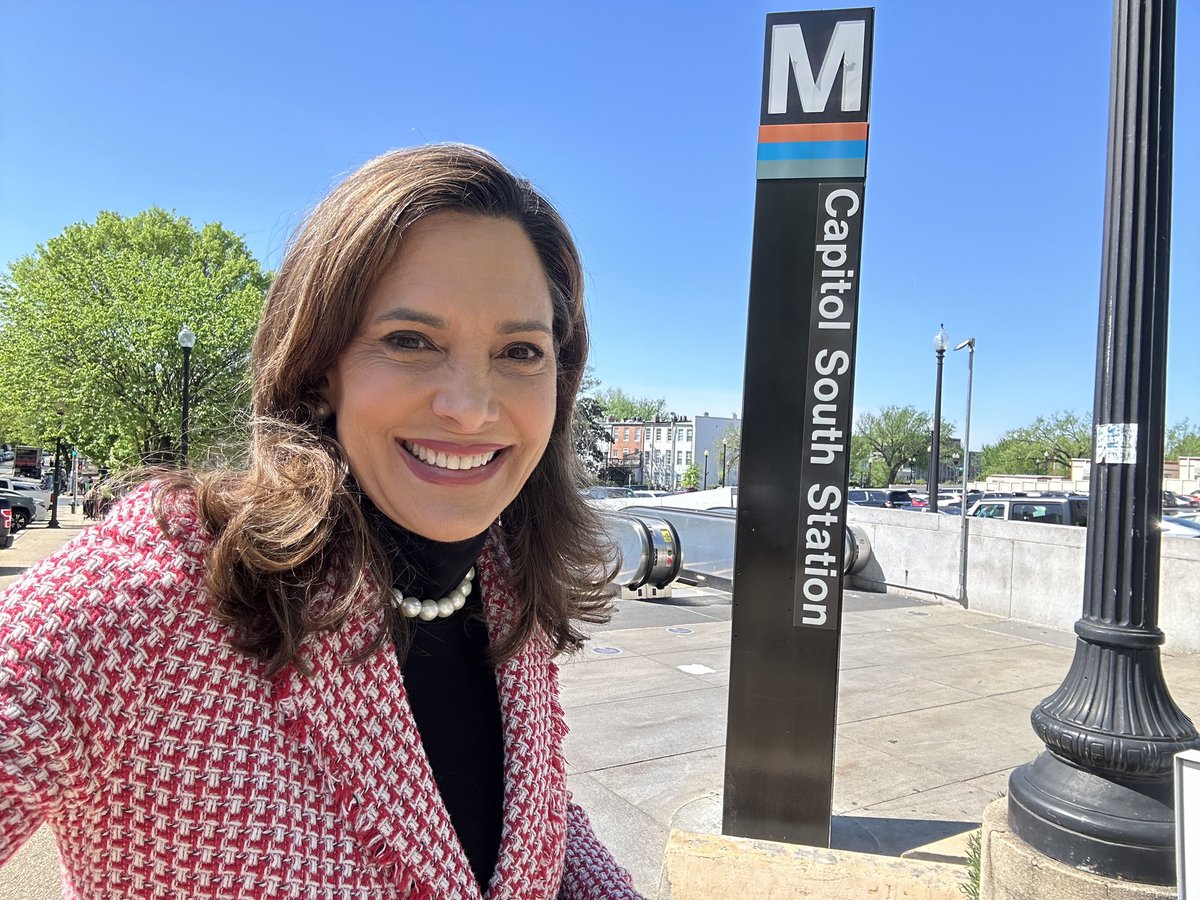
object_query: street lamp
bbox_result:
[720,439,727,488]
[47,406,64,529]
[1006,4,1197,883]
[703,449,709,490]
[178,326,196,465]
[954,337,975,604]
[929,325,949,513]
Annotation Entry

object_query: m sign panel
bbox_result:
[758,9,873,180]
[725,7,874,846]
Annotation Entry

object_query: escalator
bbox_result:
[600,506,872,592]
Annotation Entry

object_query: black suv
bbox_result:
[848,489,914,508]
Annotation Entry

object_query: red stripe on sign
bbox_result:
[758,122,869,143]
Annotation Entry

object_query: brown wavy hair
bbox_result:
[158,144,616,674]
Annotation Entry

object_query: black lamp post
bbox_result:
[703,449,709,491]
[1006,0,1196,884]
[929,325,948,513]
[178,325,196,465]
[47,406,64,529]
[720,439,727,488]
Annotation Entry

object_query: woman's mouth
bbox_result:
[401,440,502,471]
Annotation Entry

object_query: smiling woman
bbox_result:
[0,146,642,898]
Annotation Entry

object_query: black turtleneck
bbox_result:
[361,497,505,893]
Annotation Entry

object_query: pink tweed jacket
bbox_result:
[0,486,642,899]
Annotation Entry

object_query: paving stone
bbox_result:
[557,653,713,710]
[836,666,981,724]
[561,686,728,773]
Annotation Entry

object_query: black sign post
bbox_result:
[724,8,874,845]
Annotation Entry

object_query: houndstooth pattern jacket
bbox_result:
[0,485,642,899]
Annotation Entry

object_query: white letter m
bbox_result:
[768,20,865,115]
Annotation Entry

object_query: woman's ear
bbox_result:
[312,375,335,422]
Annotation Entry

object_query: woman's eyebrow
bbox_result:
[375,307,551,336]
[500,319,553,336]
[376,306,446,327]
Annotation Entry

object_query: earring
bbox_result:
[312,399,332,421]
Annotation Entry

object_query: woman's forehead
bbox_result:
[360,214,554,328]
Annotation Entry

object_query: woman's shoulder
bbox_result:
[0,480,216,661]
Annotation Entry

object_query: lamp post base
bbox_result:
[1008,752,1177,885]
[981,797,1174,900]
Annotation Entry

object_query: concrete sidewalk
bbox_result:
[0,504,92,591]
[562,586,1200,896]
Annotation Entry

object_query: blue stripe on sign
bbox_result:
[755,158,867,180]
[756,140,867,161]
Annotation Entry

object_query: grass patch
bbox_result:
[959,829,982,899]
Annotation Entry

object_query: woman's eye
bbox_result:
[501,343,546,363]
[384,331,432,351]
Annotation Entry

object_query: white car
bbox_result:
[1161,516,1200,538]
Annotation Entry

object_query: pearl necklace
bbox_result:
[391,566,475,621]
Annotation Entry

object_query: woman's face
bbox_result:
[323,212,558,542]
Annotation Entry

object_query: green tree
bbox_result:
[716,422,741,485]
[852,405,953,485]
[597,388,667,422]
[1167,420,1200,461]
[0,208,270,468]
[571,370,610,476]
[979,411,1092,477]
[680,463,701,490]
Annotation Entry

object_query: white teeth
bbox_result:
[404,442,498,471]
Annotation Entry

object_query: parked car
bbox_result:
[1161,515,1200,538]
[0,499,12,549]
[883,489,915,509]
[968,494,1090,526]
[629,490,672,498]
[847,489,887,507]
[0,477,43,494]
[1163,490,1194,510]
[580,486,635,500]
[0,489,46,530]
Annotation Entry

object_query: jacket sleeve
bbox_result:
[0,581,87,865]
[557,800,645,899]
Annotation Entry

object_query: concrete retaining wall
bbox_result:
[847,507,1200,653]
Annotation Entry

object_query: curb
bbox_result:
[659,829,968,899]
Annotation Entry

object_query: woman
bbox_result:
[0,145,643,898]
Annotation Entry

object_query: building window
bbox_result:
[633,428,640,442]
[685,429,693,443]
[676,451,683,465]
[656,428,663,441]
[623,428,630,440]
[686,451,692,465]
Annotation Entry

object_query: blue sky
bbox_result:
[2,1,1196,448]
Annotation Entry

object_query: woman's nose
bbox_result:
[431,362,500,432]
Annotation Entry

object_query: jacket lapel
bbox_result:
[274,533,569,900]
[478,534,570,899]
[276,573,480,899]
